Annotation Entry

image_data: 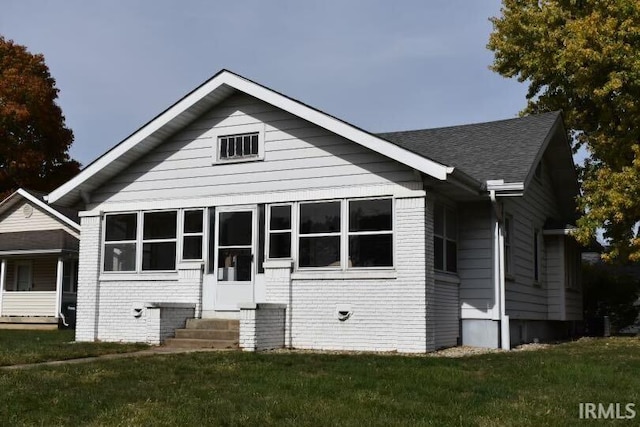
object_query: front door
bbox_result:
[203,206,256,314]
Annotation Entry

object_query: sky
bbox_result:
[1,0,532,167]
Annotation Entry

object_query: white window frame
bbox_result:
[211,123,265,164]
[102,212,138,273]
[434,204,457,273]
[295,197,394,271]
[266,203,293,260]
[141,210,178,272]
[182,209,204,261]
[13,260,33,291]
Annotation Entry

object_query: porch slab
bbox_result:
[0,316,58,330]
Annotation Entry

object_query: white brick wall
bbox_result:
[75,215,101,342]
[146,304,195,345]
[264,196,429,353]
[239,303,286,351]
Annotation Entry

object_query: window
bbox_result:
[296,198,394,269]
[62,260,78,293]
[104,213,137,272]
[299,201,341,267]
[434,204,457,273]
[14,261,32,291]
[504,215,513,276]
[183,210,204,260]
[533,228,541,283]
[142,211,177,271]
[219,132,259,160]
[268,205,292,258]
[348,199,393,267]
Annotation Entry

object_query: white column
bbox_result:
[55,257,64,318]
[0,259,6,316]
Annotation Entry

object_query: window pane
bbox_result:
[104,243,136,271]
[349,234,392,267]
[270,205,291,230]
[446,240,457,273]
[269,233,291,258]
[184,210,203,233]
[300,202,340,234]
[243,135,251,155]
[144,211,177,239]
[349,199,392,232]
[251,134,259,155]
[434,236,444,270]
[229,138,236,157]
[445,208,456,239]
[434,205,444,236]
[235,137,242,157]
[299,236,340,267]
[183,236,203,260]
[219,211,252,246]
[105,214,137,241]
[143,242,176,270]
[218,248,252,281]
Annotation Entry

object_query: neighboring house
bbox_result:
[46,70,582,351]
[0,189,79,329]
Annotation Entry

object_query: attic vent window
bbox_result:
[219,133,259,160]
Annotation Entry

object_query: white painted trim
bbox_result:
[291,270,397,280]
[0,259,5,316]
[211,122,265,164]
[0,249,68,256]
[47,70,449,206]
[55,257,63,318]
[79,183,425,217]
[0,189,80,231]
[486,180,525,192]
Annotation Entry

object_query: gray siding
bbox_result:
[503,163,561,320]
[91,93,419,205]
[434,276,460,348]
[457,201,494,319]
[545,235,565,320]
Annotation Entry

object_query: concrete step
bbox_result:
[174,329,239,340]
[185,319,239,331]
[164,338,239,349]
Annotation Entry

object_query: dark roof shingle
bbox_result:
[378,111,561,184]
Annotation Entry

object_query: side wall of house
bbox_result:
[545,235,565,320]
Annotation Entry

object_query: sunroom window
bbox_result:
[298,201,341,267]
[182,210,204,260]
[104,213,137,272]
[268,205,292,258]
[348,199,393,267]
[434,204,457,273]
[142,211,177,271]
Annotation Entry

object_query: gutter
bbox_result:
[489,184,516,351]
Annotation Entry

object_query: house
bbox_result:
[0,189,79,329]
[46,70,582,351]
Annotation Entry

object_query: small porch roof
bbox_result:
[0,230,79,256]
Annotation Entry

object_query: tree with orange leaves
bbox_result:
[0,36,80,198]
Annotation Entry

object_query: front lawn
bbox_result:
[1,337,639,425]
[0,329,148,366]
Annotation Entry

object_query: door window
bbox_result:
[217,211,253,282]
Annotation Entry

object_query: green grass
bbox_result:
[1,337,639,426]
[0,329,148,366]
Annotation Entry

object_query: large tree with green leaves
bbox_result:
[488,0,640,261]
[0,36,80,198]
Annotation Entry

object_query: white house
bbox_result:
[0,188,79,329]
[46,70,582,351]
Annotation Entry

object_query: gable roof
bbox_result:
[378,112,562,184]
[0,188,80,232]
[47,70,455,207]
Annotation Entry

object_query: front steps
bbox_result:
[164,319,239,349]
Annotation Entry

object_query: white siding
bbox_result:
[545,235,565,320]
[1,291,56,316]
[434,275,459,349]
[0,200,78,238]
[90,93,419,207]
[457,201,495,319]
[503,164,561,320]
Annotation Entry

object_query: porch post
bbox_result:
[0,259,5,316]
[55,257,64,318]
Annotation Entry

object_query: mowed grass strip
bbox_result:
[1,337,639,426]
[0,330,148,366]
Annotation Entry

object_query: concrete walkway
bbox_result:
[0,347,224,371]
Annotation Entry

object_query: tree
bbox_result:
[488,1,640,261]
[0,36,80,198]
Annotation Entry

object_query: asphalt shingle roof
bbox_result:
[378,111,561,184]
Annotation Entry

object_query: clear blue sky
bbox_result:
[2,0,535,167]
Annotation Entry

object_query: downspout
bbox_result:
[490,190,510,350]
